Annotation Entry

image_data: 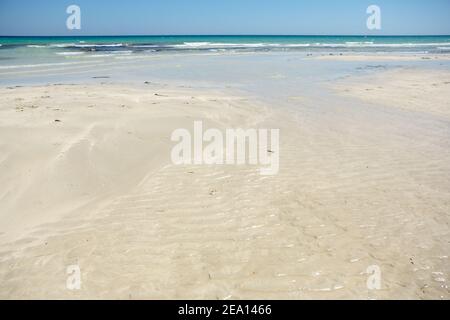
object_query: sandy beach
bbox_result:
[334,68,450,118]
[0,49,449,299]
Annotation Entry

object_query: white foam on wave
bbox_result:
[72,43,125,48]
[55,52,85,56]
[173,42,314,49]
[155,41,450,50]
[283,44,311,47]
[131,45,160,48]
[182,42,211,47]
[48,43,125,48]
[173,42,268,48]
[49,43,77,48]
[83,51,133,58]
[84,54,115,58]
[18,41,450,53]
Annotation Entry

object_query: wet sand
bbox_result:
[0,60,449,299]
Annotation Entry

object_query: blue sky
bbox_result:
[1,0,449,36]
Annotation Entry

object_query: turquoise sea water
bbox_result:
[1,35,449,70]
[1,35,449,86]
[2,35,450,47]
[1,35,450,59]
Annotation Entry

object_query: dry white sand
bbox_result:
[334,68,450,118]
[0,73,449,299]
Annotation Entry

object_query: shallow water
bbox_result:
[1,35,450,74]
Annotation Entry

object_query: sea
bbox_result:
[1,35,450,68]
[1,35,449,90]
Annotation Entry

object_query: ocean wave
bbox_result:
[71,43,125,48]
[131,44,160,48]
[284,44,311,47]
[173,42,269,48]
[5,40,450,57]
[11,41,450,51]
[48,43,125,48]
[159,41,450,49]
[49,43,77,48]
[83,51,133,58]
[55,52,85,56]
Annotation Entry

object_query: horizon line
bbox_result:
[1,34,450,38]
